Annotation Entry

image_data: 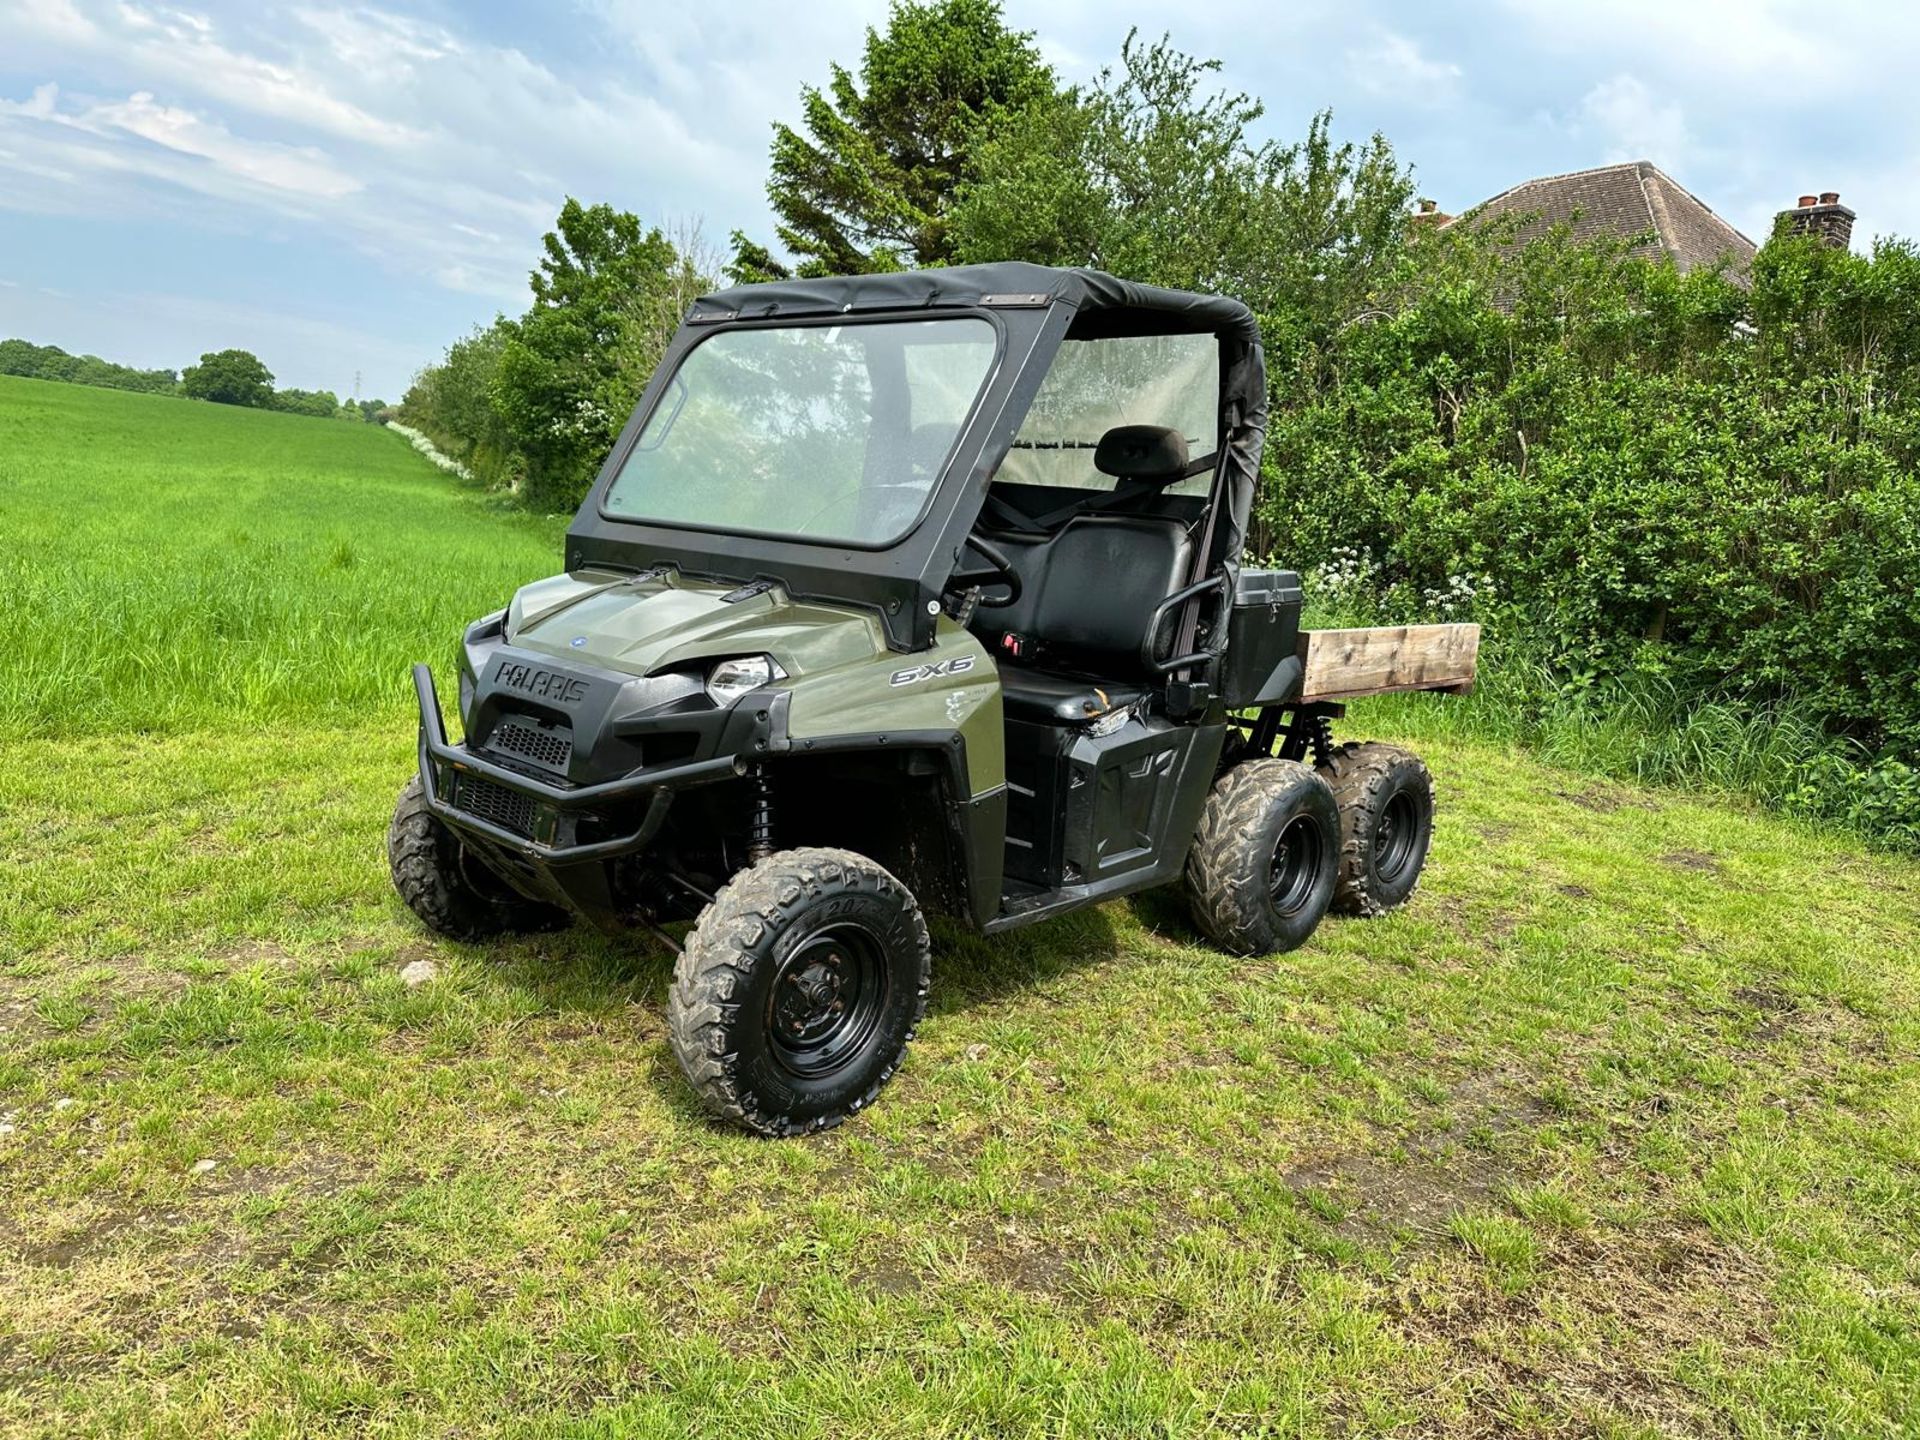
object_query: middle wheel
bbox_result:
[667,847,931,1137]
[1185,758,1341,956]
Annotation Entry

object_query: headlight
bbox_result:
[705,654,784,706]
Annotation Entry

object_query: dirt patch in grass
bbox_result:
[1661,849,1723,873]
[958,1217,1086,1300]
[1558,784,1659,815]
[1287,1069,1556,1241]
[1395,1222,1773,1436]
[1288,1147,1507,1240]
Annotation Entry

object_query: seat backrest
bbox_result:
[1029,515,1193,677]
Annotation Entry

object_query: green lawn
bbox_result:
[2,379,1917,1437]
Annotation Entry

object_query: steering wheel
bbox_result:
[945,532,1022,609]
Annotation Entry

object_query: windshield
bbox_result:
[604,318,998,545]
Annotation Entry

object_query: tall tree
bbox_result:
[950,33,1413,352]
[492,199,711,508]
[731,0,1057,281]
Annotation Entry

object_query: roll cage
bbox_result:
[564,262,1269,653]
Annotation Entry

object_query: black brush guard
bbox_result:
[413,663,744,864]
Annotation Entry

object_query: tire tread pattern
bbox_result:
[667,846,931,1138]
[387,775,565,940]
[1185,758,1335,956]
[1319,742,1434,917]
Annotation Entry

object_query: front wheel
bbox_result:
[668,847,931,1137]
[1185,759,1341,956]
[387,776,568,940]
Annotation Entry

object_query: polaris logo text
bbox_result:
[496,662,589,706]
[889,656,975,687]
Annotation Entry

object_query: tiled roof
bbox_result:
[1447,161,1757,277]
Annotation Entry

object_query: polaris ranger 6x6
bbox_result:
[391,262,1475,1136]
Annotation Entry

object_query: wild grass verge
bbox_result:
[1354,657,1920,858]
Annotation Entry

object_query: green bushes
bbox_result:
[3,338,387,420]
[1265,224,1920,827]
[399,201,711,512]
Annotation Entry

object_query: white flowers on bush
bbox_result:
[552,396,613,442]
[1304,545,1380,604]
[1301,545,1495,622]
[1423,572,1495,617]
[385,422,472,481]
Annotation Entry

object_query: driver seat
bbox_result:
[986,513,1194,725]
[973,423,1201,727]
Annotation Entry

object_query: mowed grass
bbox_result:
[3,382,1919,1437]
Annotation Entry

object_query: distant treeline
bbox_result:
[0,337,387,421]
[0,338,177,395]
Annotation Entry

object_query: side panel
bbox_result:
[993,716,1227,931]
[784,619,1004,797]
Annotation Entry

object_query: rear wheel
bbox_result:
[668,847,931,1137]
[1317,743,1435,916]
[1185,759,1340,955]
[387,776,568,940]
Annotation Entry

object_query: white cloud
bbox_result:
[1494,0,1831,82]
[0,1,788,299]
[92,90,360,196]
[1349,28,1462,105]
[7,0,99,42]
[123,5,424,147]
[1576,75,1692,168]
[1,84,359,210]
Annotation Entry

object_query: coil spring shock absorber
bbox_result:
[1306,709,1340,773]
[747,764,775,862]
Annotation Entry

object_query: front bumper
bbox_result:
[413,663,746,865]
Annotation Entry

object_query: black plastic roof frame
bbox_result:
[688,261,1262,345]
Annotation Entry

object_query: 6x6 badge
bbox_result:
[889,655,976,687]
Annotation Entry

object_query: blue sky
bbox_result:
[3,0,1914,399]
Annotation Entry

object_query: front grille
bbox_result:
[489,718,572,773]
[453,774,537,837]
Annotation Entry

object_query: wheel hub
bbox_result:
[1374,791,1420,883]
[766,925,889,1078]
[1269,814,1325,917]
[776,954,849,1043]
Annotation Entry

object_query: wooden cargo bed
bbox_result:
[1296,623,1480,703]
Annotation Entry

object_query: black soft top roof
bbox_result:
[689,261,1260,343]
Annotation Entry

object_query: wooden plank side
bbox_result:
[1296,623,1480,702]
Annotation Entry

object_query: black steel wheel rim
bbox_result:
[767,924,889,1079]
[1269,815,1324,916]
[1374,791,1421,885]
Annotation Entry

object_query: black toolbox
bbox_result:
[1218,568,1304,707]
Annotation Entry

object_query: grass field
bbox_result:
[0,376,563,738]
[2,376,1918,1438]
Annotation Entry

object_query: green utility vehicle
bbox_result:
[391,263,1476,1136]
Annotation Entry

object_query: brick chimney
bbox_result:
[1411,197,1452,227]
[1778,190,1856,249]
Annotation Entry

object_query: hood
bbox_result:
[505,568,886,680]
